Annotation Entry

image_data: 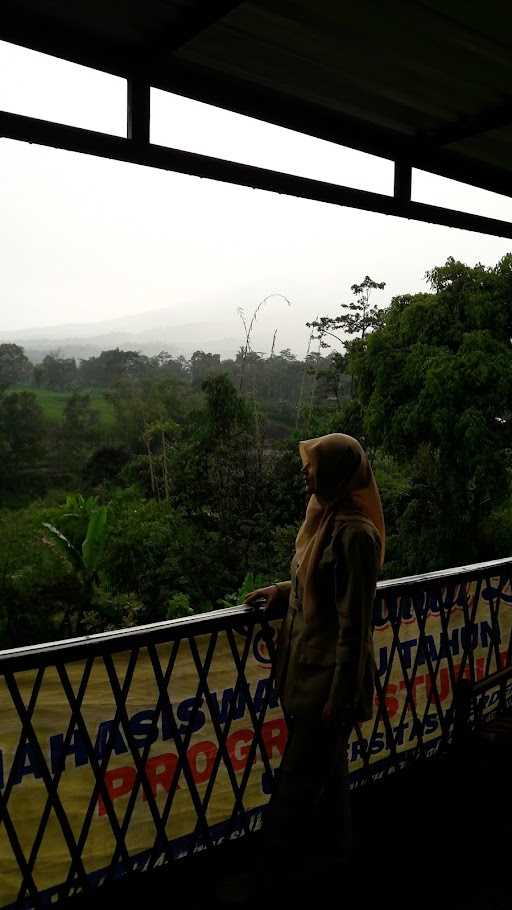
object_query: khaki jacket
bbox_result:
[273,519,380,724]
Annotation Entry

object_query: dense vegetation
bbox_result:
[2,256,512,648]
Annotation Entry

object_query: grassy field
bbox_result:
[17,386,115,426]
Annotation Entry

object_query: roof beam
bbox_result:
[127,78,150,144]
[2,109,512,240]
[394,161,412,203]
[420,99,512,147]
[2,14,512,200]
[152,59,512,198]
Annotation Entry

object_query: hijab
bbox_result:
[295,433,385,623]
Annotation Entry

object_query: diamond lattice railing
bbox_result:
[0,559,511,909]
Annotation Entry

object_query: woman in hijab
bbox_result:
[245,432,385,874]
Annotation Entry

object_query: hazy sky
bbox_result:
[2,39,512,356]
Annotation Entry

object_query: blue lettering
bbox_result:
[12,742,43,784]
[94,721,128,759]
[438,627,460,658]
[210,688,246,724]
[480,620,500,648]
[399,639,417,668]
[129,710,159,747]
[400,595,414,623]
[253,678,279,713]
[369,732,384,754]
[428,591,441,617]
[417,634,438,666]
[377,646,388,676]
[460,624,479,652]
[50,730,89,773]
[176,697,205,734]
[351,739,368,761]
[424,713,438,735]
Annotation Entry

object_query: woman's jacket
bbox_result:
[273,517,380,725]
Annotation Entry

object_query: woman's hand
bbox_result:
[244,584,281,612]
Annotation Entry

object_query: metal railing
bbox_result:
[0,556,511,909]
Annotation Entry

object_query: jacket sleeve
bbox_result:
[328,526,378,720]
[274,580,291,604]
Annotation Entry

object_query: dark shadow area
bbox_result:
[64,719,511,910]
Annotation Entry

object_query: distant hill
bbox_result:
[0,307,245,363]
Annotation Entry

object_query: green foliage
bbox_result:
[353,256,512,573]
[33,354,77,390]
[41,494,110,633]
[3,256,512,647]
[16,385,114,426]
[81,591,144,634]
[219,572,270,608]
[0,390,46,500]
[79,348,151,386]
[166,593,194,619]
[0,343,32,387]
[307,275,386,350]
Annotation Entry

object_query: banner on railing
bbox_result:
[0,569,511,908]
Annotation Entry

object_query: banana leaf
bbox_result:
[42,522,84,574]
[81,507,108,573]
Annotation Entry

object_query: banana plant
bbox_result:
[43,495,109,633]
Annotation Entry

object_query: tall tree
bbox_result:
[60,391,100,470]
[0,343,32,388]
[33,353,77,390]
[355,256,512,570]
[79,348,150,386]
[0,390,46,494]
[307,275,386,351]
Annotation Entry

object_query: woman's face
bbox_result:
[301,461,316,495]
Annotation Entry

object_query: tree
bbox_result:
[190,350,221,387]
[0,390,46,495]
[355,256,512,571]
[60,391,100,470]
[79,348,150,386]
[169,374,265,599]
[306,276,386,407]
[33,353,77,390]
[106,375,191,452]
[307,275,386,351]
[42,494,109,633]
[0,343,32,388]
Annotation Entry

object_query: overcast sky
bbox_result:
[2,39,512,356]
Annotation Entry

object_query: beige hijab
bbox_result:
[295,433,385,623]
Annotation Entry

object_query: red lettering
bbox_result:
[399,674,424,705]
[261,719,287,759]
[375,682,399,719]
[475,657,486,681]
[98,766,136,817]
[227,728,254,772]
[143,752,180,800]
[188,741,217,783]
